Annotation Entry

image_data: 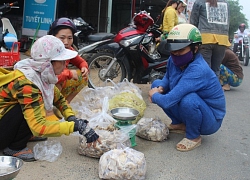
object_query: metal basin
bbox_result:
[0,156,23,180]
[110,107,139,121]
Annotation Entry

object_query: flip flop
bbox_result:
[167,124,185,134]
[3,147,36,162]
[176,137,201,152]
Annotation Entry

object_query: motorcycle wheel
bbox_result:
[88,52,126,88]
[243,48,249,66]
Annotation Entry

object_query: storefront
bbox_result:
[2,0,167,39]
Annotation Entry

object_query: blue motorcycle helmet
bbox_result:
[3,32,17,49]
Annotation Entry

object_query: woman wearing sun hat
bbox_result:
[177,0,188,24]
[0,35,101,162]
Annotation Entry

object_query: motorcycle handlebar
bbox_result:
[88,26,94,31]
[10,2,18,6]
[0,1,18,13]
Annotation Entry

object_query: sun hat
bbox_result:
[31,35,77,61]
[180,0,187,7]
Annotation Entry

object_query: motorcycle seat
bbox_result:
[1,18,17,37]
[88,33,115,42]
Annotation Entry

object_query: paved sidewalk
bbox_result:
[0,53,249,180]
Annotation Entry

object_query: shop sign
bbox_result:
[22,0,57,37]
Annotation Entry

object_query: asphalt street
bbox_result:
[0,53,249,180]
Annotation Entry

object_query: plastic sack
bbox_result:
[70,102,99,119]
[79,85,117,111]
[33,140,62,162]
[78,125,131,158]
[116,78,143,99]
[109,91,146,124]
[89,96,117,129]
[136,117,169,142]
[99,147,147,180]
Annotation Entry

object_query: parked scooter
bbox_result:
[0,1,18,52]
[87,11,169,88]
[235,34,249,66]
[73,17,115,49]
[77,38,114,62]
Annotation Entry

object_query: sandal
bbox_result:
[29,136,48,142]
[176,137,201,152]
[3,147,36,162]
[222,84,230,91]
[167,124,185,134]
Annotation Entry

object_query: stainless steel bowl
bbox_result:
[110,107,139,120]
[0,156,24,180]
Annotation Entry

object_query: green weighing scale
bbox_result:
[110,107,139,147]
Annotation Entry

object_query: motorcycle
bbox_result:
[235,34,249,66]
[73,17,115,49]
[87,11,169,88]
[0,1,18,52]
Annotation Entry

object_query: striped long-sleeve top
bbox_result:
[0,70,75,137]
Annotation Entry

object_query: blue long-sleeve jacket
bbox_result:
[151,53,226,120]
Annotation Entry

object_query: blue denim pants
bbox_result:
[163,93,223,139]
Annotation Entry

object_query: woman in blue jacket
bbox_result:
[149,24,225,152]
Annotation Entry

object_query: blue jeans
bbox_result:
[220,64,243,87]
[163,93,223,139]
[200,44,226,78]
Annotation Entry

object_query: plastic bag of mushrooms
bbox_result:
[78,124,131,158]
[136,117,169,142]
[78,97,133,158]
[99,147,146,180]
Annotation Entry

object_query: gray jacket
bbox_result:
[190,0,229,36]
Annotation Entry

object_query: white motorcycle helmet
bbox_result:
[165,24,202,51]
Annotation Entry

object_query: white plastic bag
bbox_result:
[33,140,62,162]
[99,147,147,180]
[136,117,169,141]
[78,126,131,158]
[109,91,146,124]
[89,96,117,129]
[117,78,143,99]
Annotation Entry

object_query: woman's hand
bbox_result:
[81,67,89,80]
[148,86,164,103]
[70,70,78,80]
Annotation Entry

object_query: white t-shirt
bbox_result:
[178,13,188,24]
[234,29,249,43]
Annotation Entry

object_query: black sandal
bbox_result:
[3,147,36,162]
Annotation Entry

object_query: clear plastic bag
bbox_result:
[70,102,99,119]
[136,117,169,142]
[89,96,117,129]
[33,140,62,162]
[78,126,131,158]
[99,147,147,180]
[116,78,143,99]
[109,91,146,124]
